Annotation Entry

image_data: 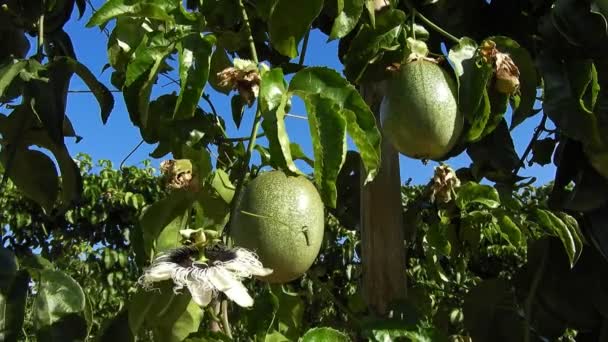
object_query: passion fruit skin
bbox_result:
[380,59,463,160]
[231,171,325,283]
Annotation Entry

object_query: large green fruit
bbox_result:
[380,59,463,160]
[231,171,325,283]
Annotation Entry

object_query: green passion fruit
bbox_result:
[380,59,463,160]
[231,171,325,283]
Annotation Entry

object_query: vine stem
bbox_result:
[403,1,459,44]
[514,113,548,175]
[220,300,233,338]
[36,11,45,61]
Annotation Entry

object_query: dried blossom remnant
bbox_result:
[427,164,461,203]
[479,39,520,95]
[494,52,520,95]
[160,159,198,191]
[479,40,497,64]
[138,244,273,308]
[217,58,260,107]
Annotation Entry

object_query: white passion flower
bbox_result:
[138,244,273,308]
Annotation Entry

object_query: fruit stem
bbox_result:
[404,1,460,44]
[515,112,548,175]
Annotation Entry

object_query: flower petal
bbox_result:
[223,248,274,277]
[142,262,175,282]
[188,283,214,307]
[205,267,254,307]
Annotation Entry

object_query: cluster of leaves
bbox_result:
[3,156,603,341]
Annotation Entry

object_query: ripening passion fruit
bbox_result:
[380,59,463,160]
[230,171,325,283]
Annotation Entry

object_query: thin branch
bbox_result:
[202,93,219,117]
[119,139,145,169]
[514,113,548,175]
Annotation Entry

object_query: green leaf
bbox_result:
[269,0,324,58]
[129,284,199,340]
[537,52,598,145]
[211,169,235,204]
[154,299,203,342]
[271,285,304,340]
[174,34,216,120]
[156,210,190,253]
[0,249,29,342]
[0,60,27,96]
[0,148,59,213]
[86,0,175,27]
[33,269,88,341]
[301,327,351,341]
[329,0,364,40]
[497,213,522,246]
[534,209,583,267]
[260,68,300,175]
[139,191,196,258]
[427,223,451,256]
[124,32,175,129]
[231,94,246,128]
[342,9,405,82]
[265,331,290,342]
[298,94,347,207]
[488,37,537,129]
[54,57,115,124]
[455,182,500,210]
[243,287,279,340]
[209,46,233,94]
[289,67,381,183]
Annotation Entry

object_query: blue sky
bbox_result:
[60,1,557,186]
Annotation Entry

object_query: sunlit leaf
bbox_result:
[301,327,351,341]
[87,0,175,27]
[174,34,216,120]
[455,182,500,210]
[329,0,364,40]
[289,67,381,184]
[260,68,300,174]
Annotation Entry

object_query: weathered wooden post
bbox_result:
[359,82,407,314]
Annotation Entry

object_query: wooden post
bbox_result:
[360,83,407,314]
